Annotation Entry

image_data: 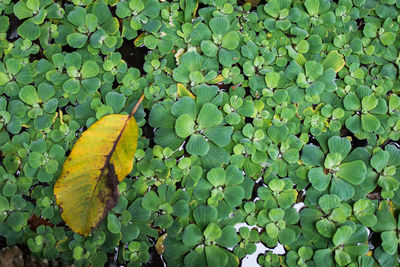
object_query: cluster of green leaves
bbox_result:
[1,0,400,266]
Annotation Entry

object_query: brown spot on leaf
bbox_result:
[99,163,120,221]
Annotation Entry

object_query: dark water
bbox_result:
[117,39,149,75]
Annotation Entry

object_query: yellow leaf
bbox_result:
[209,74,224,84]
[322,50,345,73]
[54,97,143,236]
[134,32,147,47]
[156,233,167,255]
[177,83,195,99]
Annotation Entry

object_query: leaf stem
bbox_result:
[130,94,145,117]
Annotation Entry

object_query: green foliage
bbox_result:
[1,0,400,266]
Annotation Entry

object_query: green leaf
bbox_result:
[265,71,280,89]
[184,250,207,267]
[305,61,323,80]
[0,73,10,85]
[318,194,340,214]
[175,114,195,138]
[267,125,288,144]
[63,78,80,94]
[301,145,324,166]
[209,16,230,35]
[219,48,240,67]
[362,95,378,111]
[67,33,88,48]
[19,85,39,105]
[197,103,222,128]
[356,213,377,227]
[68,6,86,26]
[194,179,213,200]
[200,143,230,169]
[201,40,218,57]
[38,83,55,102]
[205,245,228,267]
[304,0,319,16]
[13,1,32,20]
[381,231,398,255]
[361,113,380,132]
[207,168,226,187]
[3,181,17,197]
[316,218,336,238]
[193,205,218,229]
[107,214,121,234]
[172,199,189,217]
[378,176,399,192]
[328,136,351,158]
[225,165,244,186]
[224,186,245,207]
[182,0,197,22]
[264,0,280,18]
[17,19,40,40]
[324,153,342,169]
[203,126,233,147]
[380,64,397,80]
[204,222,222,241]
[129,0,145,12]
[86,14,98,33]
[81,61,99,79]
[314,249,333,266]
[372,201,397,232]
[277,190,297,209]
[105,92,126,113]
[343,93,361,111]
[0,196,9,212]
[149,103,175,128]
[278,228,296,245]
[33,9,46,24]
[354,199,377,226]
[322,51,345,72]
[171,96,197,120]
[336,160,366,185]
[380,32,396,46]
[216,226,239,248]
[269,208,285,221]
[142,191,161,211]
[186,134,209,156]
[370,150,390,172]
[345,115,362,133]
[308,167,331,191]
[182,224,203,247]
[333,226,353,246]
[334,249,351,266]
[330,177,354,200]
[363,23,377,38]
[221,31,239,50]
[155,215,173,228]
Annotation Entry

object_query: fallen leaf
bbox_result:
[54,96,143,236]
[156,233,168,255]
